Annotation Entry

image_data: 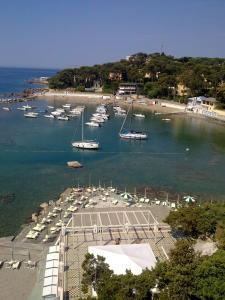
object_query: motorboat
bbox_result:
[51,110,62,116]
[44,114,55,119]
[2,107,11,111]
[24,112,38,118]
[57,116,69,121]
[72,140,100,149]
[22,104,32,110]
[85,121,100,127]
[47,105,54,109]
[133,113,145,118]
[17,107,27,111]
[90,117,105,123]
[96,105,107,114]
[62,103,71,109]
[119,131,148,140]
[92,113,109,120]
[115,111,126,116]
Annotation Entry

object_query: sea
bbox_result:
[0,67,225,236]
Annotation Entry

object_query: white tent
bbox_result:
[89,244,157,275]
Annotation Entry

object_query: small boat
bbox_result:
[162,118,171,122]
[51,111,62,116]
[72,140,100,149]
[92,113,109,120]
[2,107,11,111]
[85,121,100,127]
[44,114,55,119]
[119,131,148,140]
[62,104,71,109]
[22,104,32,110]
[96,105,107,113]
[115,111,126,116]
[17,107,27,111]
[24,112,38,118]
[90,117,105,123]
[47,105,54,109]
[133,113,145,118]
[57,116,69,121]
[154,112,162,115]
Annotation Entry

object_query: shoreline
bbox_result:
[37,91,187,114]
[37,91,225,124]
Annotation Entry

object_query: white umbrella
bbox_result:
[120,192,133,201]
[183,195,195,203]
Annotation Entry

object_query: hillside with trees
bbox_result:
[48,53,225,106]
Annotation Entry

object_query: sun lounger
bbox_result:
[25,260,37,269]
[12,261,21,270]
[5,260,15,268]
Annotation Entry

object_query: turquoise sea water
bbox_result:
[0,68,225,236]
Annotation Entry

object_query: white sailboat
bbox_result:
[119,102,148,140]
[72,111,100,150]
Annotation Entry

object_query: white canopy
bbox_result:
[49,245,59,254]
[89,243,157,275]
[45,260,59,269]
[44,276,58,287]
[46,252,59,262]
[45,268,59,278]
[42,285,57,297]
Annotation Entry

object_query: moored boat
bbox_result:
[85,121,100,127]
[57,116,69,121]
[24,112,38,118]
[72,140,100,149]
[72,110,100,150]
[44,114,55,119]
[119,131,148,140]
[133,113,145,118]
[2,107,11,111]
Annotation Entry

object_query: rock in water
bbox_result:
[67,161,83,168]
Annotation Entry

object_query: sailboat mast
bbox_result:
[81,110,84,141]
[119,103,131,134]
[129,100,133,129]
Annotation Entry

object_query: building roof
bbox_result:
[205,97,217,103]
[88,243,157,275]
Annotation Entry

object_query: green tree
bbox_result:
[193,250,225,300]
[81,253,113,294]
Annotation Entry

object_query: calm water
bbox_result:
[0,68,225,236]
[0,67,57,94]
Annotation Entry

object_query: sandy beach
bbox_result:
[37,90,186,115]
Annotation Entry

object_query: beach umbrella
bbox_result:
[183,195,195,203]
[120,192,133,201]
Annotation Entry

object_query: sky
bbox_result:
[0,0,225,69]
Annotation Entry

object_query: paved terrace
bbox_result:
[63,206,175,300]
